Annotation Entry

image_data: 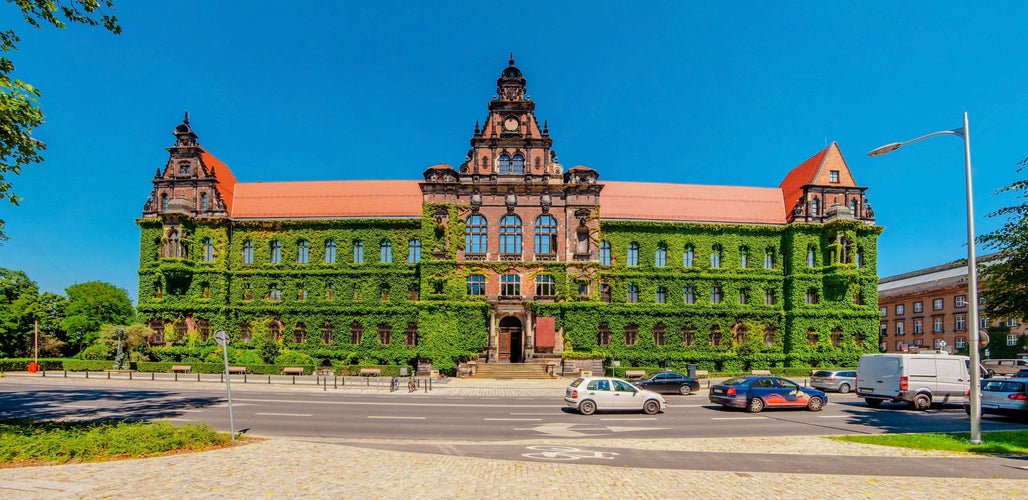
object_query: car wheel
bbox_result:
[642,399,660,415]
[807,396,825,412]
[579,400,597,415]
[865,398,882,408]
[679,385,692,396]
[747,397,764,413]
[838,383,851,394]
[911,394,932,411]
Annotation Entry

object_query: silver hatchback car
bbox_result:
[564,376,667,415]
[964,377,1028,418]
[810,370,857,393]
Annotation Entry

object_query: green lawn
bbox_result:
[831,430,1028,455]
[0,419,236,467]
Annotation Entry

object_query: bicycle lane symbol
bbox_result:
[521,445,619,461]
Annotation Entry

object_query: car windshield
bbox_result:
[812,371,832,377]
[983,381,1025,392]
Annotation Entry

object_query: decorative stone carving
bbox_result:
[505,190,517,213]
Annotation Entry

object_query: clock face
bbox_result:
[503,117,519,131]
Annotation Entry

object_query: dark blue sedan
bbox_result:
[709,376,827,413]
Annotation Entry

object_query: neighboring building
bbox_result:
[878,254,1027,354]
[137,58,882,372]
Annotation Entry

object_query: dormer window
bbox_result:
[829,170,840,183]
[178,163,190,176]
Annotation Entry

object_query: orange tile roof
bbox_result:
[601,181,787,224]
[201,150,238,213]
[779,144,833,211]
[230,180,423,219]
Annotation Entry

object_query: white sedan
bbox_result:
[564,376,668,415]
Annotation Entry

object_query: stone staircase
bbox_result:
[469,363,553,379]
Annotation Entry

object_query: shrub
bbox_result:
[275,350,316,366]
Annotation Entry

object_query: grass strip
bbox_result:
[830,430,1028,455]
[0,419,234,466]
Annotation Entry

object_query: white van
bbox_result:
[856,352,972,410]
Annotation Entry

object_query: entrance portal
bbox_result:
[498,316,523,362]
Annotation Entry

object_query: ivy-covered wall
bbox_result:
[138,208,881,371]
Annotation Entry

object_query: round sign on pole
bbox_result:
[979,330,989,349]
[214,330,229,346]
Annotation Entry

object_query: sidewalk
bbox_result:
[1,373,1027,499]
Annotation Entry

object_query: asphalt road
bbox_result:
[2,379,1026,442]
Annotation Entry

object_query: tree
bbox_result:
[979,157,1028,323]
[61,281,134,353]
[0,267,40,356]
[0,1,120,243]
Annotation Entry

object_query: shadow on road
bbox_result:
[0,388,222,422]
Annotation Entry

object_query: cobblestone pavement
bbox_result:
[2,373,1027,499]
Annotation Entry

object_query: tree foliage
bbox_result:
[980,158,1028,322]
[0,0,120,243]
[61,281,134,350]
[0,267,39,356]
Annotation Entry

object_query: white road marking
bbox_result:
[484,418,542,421]
[710,416,767,420]
[510,412,559,415]
[367,416,426,420]
[235,398,552,408]
[599,417,658,421]
[255,412,312,417]
[816,415,849,418]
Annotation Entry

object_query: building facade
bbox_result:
[137,58,882,372]
[878,255,1027,355]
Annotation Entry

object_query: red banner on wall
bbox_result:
[536,317,555,347]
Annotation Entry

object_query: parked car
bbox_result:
[810,370,857,393]
[856,352,971,410]
[564,376,667,415]
[632,371,701,395]
[964,377,1028,418]
[982,359,1028,377]
[1015,369,1028,378]
[708,376,827,413]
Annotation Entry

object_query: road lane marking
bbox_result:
[511,412,560,415]
[599,417,658,421]
[484,418,542,421]
[816,415,849,418]
[367,416,426,420]
[710,417,767,420]
[235,398,553,408]
[255,412,312,417]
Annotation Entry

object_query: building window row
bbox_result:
[598,242,777,269]
[239,239,422,265]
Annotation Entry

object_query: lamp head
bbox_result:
[867,142,903,157]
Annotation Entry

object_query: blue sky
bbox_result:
[2,2,1027,303]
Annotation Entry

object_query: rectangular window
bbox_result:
[710,286,722,304]
[627,244,639,266]
[1007,334,1018,346]
[895,321,904,336]
[913,301,923,313]
[880,323,888,337]
[624,325,638,346]
[683,248,694,267]
[600,283,611,303]
[683,287,695,305]
[914,339,924,347]
[955,315,966,331]
[1007,318,1019,327]
[880,307,887,317]
[954,295,967,308]
[600,242,611,266]
[655,287,666,304]
[955,337,967,349]
[933,317,944,332]
[765,289,775,305]
[829,170,839,183]
[627,285,639,304]
[578,283,589,298]
[535,275,556,297]
[739,252,748,269]
[932,298,943,310]
[980,315,990,329]
[500,274,520,297]
[467,275,486,296]
[913,319,923,334]
[763,252,773,269]
[895,304,905,315]
[896,340,903,351]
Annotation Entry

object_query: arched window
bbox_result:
[500,274,521,297]
[164,229,183,258]
[733,323,748,344]
[380,240,392,263]
[239,321,252,343]
[683,245,695,267]
[465,215,488,254]
[377,324,392,345]
[849,198,858,217]
[807,328,818,346]
[202,238,214,262]
[810,197,820,217]
[408,239,421,263]
[353,241,364,263]
[653,323,666,346]
[831,327,842,347]
[242,240,253,265]
[806,245,817,267]
[627,242,639,266]
[297,240,309,264]
[294,323,307,344]
[655,286,667,304]
[200,192,208,211]
[710,325,722,346]
[654,243,667,267]
[499,215,522,254]
[764,326,777,346]
[160,193,169,211]
[534,215,558,254]
[321,322,333,344]
[269,240,281,264]
[498,154,511,174]
[682,324,696,347]
[599,241,611,266]
[350,321,363,344]
[839,238,851,264]
[268,319,282,342]
[197,319,210,342]
[404,323,418,347]
[627,284,639,303]
[598,322,611,346]
[511,154,525,174]
[624,324,638,346]
[325,240,336,264]
[467,274,486,296]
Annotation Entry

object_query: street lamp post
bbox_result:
[868,112,982,444]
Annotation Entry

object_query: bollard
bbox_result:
[152,372,155,381]
[323,376,327,391]
[334,376,338,389]
[424,378,428,393]
[292,375,296,385]
[197,373,201,382]
[366,376,370,387]
[107,371,111,379]
[175,372,178,382]
[129,372,133,380]
[85,370,89,379]
[243,373,247,383]
[64,370,67,378]
[42,370,46,377]
[268,375,271,384]
[220,373,224,383]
